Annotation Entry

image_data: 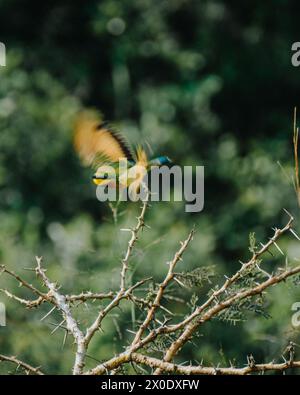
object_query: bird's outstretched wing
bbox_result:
[73,110,135,168]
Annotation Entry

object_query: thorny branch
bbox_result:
[130,353,300,375]
[0,354,44,375]
[120,188,149,291]
[154,212,295,373]
[1,203,300,376]
[130,229,195,347]
[35,256,86,375]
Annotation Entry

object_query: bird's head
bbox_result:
[92,165,117,186]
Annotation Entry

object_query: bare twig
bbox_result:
[65,291,115,303]
[120,189,149,291]
[0,265,47,300]
[130,353,300,375]
[0,288,46,308]
[0,354,44,375]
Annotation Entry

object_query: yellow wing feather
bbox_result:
[73,111,134,167]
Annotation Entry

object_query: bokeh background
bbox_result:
[0,0,300,374]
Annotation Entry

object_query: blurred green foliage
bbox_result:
[0,0,300,374]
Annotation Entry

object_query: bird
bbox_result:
[73,110,171,196]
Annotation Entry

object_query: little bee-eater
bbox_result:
[73,111,171,195]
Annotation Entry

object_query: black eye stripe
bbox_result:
[92,174,109,180]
